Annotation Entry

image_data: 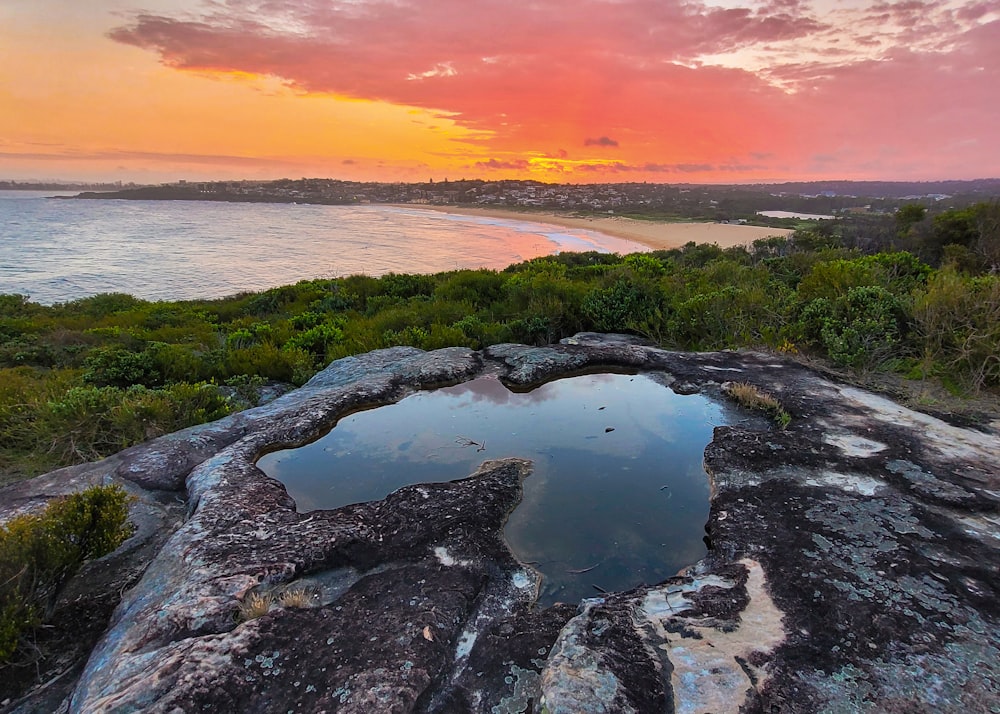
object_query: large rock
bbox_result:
[1,336,997,713]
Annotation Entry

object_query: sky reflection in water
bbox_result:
[257,373,729,605]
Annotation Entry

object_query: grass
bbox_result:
[725,382,792,428]
[237,591,274,621]
[237,584,320,621]
[278,586,319,609]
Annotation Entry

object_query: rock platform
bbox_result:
[1,335,997,713]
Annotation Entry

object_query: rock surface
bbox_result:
[1,335,997,713]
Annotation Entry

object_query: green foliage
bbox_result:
[224,343,300,383]
[896,204,927,236]
[149,342,212,383]
[507,316,552,346]
[434,270,506,308]
[0,294,35,318]
[57,293,148,318]
[0,484,132,661]
[797,259,876,301]
[242,285,303,317]
[82,346,162,387]
[224,374,268,407]
[857,252,932,294]
[3,231,1000,484]
[284,320,346,358]
[40,383,233,464]
[378,272,436,299]
[582,278,663,335]
[913,270,1000,390]
[801,286,905,368]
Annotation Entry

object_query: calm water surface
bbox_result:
[0,191,646,304]
[257,373,730,606]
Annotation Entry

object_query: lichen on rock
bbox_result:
[0,334,996,713]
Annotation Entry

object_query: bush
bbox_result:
[41,383,233,464]
[0,294,33,317]
[0,485,132,661]
[801,286,906,368]
[284,320,345,358]
[582,278,664,335]
[913,270,1000,390]
[434,270,506,308]
[378,272,436,299]
[82,346,162,388]
[58,293,147,318]
[797,259,875,302]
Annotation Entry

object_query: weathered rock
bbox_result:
[0,335,996,713]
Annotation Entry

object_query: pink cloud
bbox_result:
[475,158,530,170]
[107,1,1000,180]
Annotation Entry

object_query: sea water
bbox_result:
[0,191,646,304]
[258,373,730,606]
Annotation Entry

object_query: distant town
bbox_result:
[5,177,999,228]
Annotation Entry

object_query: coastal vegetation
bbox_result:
[0,484,132,662]
[0,202,998,483]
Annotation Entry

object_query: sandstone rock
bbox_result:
[1,336,996,713]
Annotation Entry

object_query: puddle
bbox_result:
[257,373,730,605]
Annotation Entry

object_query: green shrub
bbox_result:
[58,293,148,318]
[382,325,429,348]
[913,270,1000,390]
[149,342,212,383]
[858,252,932,294]
[434,270,506,308]
[582,278,663,335]
[82,346,162,388]
[378,272,436,299]
[289,311,324,330]
[507,316,552,345]
[364,294,406,316]
[451,315,511,347]
[0,484,132,661]
[0,294,35,319]
[41,383,233,464]
[223,343,299,382]
[284,321,345,358]
[224,374,268,407]
[797,259,875,302]
[801,286,906,368]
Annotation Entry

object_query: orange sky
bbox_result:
[2,0,998,184]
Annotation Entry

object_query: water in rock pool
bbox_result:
[257,373,730,606]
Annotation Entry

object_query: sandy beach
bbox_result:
[401,204,793,251]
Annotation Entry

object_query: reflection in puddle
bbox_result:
[257,374,729,606]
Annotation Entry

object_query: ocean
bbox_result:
[0,191,646,305]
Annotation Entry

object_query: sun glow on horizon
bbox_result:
[1,0,997,183]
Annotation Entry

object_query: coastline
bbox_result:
[392,204,794,251]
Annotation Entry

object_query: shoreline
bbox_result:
[390,204,794,251]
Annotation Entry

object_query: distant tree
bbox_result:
[895,204,927,237]
[974,200,1000,273]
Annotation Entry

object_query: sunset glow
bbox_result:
[2,0,998,183]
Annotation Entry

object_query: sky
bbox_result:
[1,0,998,184]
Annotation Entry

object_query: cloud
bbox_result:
[475,158,530,170]
[0,149,296,166]
[105,1,1000,180]
[584,136,619,148]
